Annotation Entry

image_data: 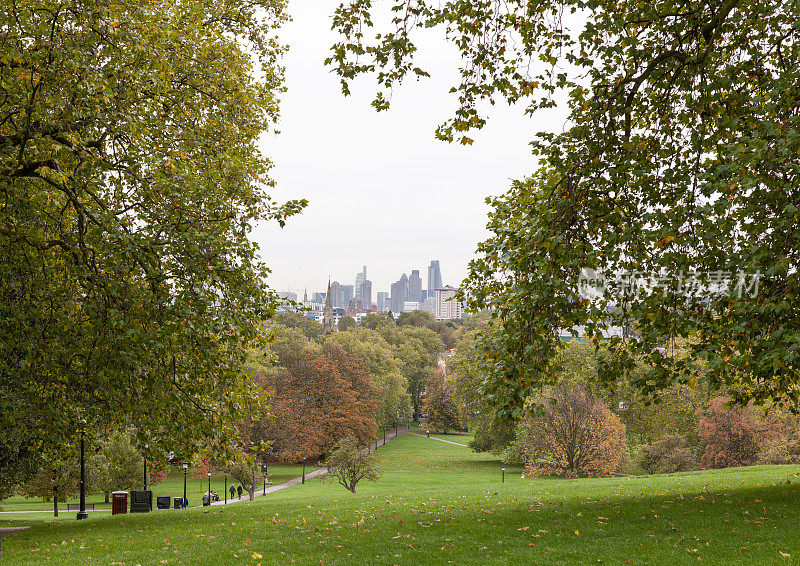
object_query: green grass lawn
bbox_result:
[0,464,312,516]
[2,434,800,564]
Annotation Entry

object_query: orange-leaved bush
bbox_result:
[522,382,625,478]
[699,396,782,469]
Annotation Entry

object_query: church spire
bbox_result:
[322,278,335,335]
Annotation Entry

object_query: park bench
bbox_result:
[66,503,95,511]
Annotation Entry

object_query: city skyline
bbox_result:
[250,0,541,296]
[272,258,457,299]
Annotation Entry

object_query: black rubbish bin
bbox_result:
[156,496,171,509]
[173,497,182,509]
[130,490,152,513]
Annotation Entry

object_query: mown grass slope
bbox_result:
[2,434,799,564]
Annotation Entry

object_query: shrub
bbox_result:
[521,382,626,478]
[699,397,782,469]
[638,434,697,474]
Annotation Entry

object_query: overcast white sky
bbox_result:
[252,2,563,296]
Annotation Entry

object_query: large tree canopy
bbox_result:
[0,0,304,493]
[329,0,800,417]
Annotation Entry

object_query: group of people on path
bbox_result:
[229,484,244,499]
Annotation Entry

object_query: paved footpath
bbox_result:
[211,427,404,507]
[0,428,410,516]
[406,433,468,447]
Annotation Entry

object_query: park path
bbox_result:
[209,426,404,507]
[0,427,418,516]
[406,432,468,447]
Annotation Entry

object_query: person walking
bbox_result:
[237,485,243,499]
[229,485,236,500]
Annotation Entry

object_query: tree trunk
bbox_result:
[104,491,109,504]
[53,491,58,518]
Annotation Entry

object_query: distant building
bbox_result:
[329,281,342,309]
[404,301,420,312]
[377,292,389,312]
[422,296,436,313]
[313,292,326,303]
[341,285,354,309]
[399,273,409,296]
[434,286,463,320]
[390,280,406,314]
[408,270,422,302]
[322,280,336,335]
[358,279,372,308]
[277,291,297,303]
[428,260,443,299]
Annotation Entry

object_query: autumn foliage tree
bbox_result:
[259,327,377,462]
[521,383,626,478]
[699,397,782,469]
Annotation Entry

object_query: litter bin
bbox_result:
[130,490,152,513]
[112,491,129,515]
[173,497,182,509]
[156,496,171,509]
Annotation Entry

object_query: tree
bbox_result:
[520,382,626,478]
[328,1,800,416]
[19,458,79,517]
[259,330,377,461]
[424,368,463,433]
[326,328,412,429]
[226,460,264,501]
[278,311,323,341]
[324,436,379,493]
[699,397,782,469]
[337,316,356,332]
[360,313,394,331]
[93,430,150,502]
[397,310,457,349]
[0,0,304,491]
[379,325,443,420]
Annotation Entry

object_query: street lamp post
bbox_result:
[502,465,505,484]
[76,419,88,520]
[207,471,211,506]
[182,462,188,508]
[224,472,227,505]
[143,444,149,492]
[302,459,306,485]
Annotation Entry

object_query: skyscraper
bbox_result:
[329,280,342,308]
[408,270,422,302]
[355,265,372,307]
[341,285,354,308]
[390,280,406,314]
[359,280,372,307]
[428,260,443,298]
[377,292,389,312]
